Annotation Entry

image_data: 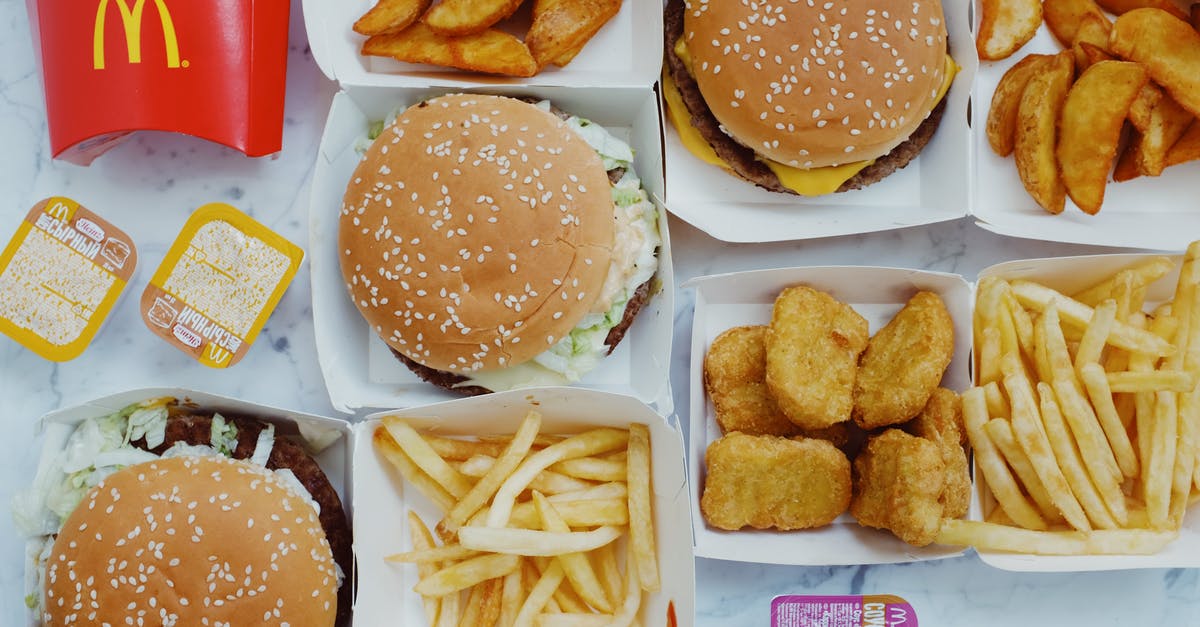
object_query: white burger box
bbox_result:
[970,3,1200,251]
[684,266,973,564]
[308,84,675,413]
[302,0,662,88]
[971,252,1200,572]
[660,0,977,243]
[352,387,695,625]
[22,388,354,627]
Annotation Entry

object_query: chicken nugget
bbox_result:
[851,429,945,546]
[701,433,851,531]
[853,291,955,430]
[766,286,868,430]
[794,421,868,459]
[704,326,802,437]
[904,388,971,519]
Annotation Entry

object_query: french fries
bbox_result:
[957,251,1200,557]
[977,0,1043,60]
[374,415,658,625]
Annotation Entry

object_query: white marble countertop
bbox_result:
[2,1,1199,625]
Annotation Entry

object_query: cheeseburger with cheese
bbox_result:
[340,94,661,394]
[663,0,958,195]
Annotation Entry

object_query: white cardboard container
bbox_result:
[660,0,976,243]
[21,388,354,627]
[351,387,695,625]
[971,252,1200,571]
[970,6,1200,250]
[309,85,674,413]
[302,0,662,88]
[684,266,972,564]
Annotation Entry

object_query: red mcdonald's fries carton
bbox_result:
[26,0,290,165]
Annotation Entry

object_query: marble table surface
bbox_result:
[2,1,1200,625]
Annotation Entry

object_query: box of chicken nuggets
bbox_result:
[962,250,1200,572]
[302,0,662,87]
[684,266,972,565]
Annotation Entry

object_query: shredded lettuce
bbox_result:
[125,404,168,449]
[274,469,321,516]
[565,116,635,170]
[210,414,239,456]
[250,424,276,467]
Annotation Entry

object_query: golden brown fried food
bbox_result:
[766,286,868,430]
[904,388,970,519]
[527,0,622,68]
[853,291,955,430]
[353,0,432,36]
[701,433,851,531]
[422,0,524,37]
[704,326,802,437]
[361,23,538,77]
[851,429,946,546]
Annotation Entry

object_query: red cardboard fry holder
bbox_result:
[27,0,290,165]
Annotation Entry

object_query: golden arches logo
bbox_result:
[93,0,181,70]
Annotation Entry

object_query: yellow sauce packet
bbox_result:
[141,203,302,368]
[0,197,137,361]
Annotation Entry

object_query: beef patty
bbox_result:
[663,0,949,194]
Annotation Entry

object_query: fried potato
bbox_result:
[988,54,1055,157]
[1096,0,1188,20]
[1015,51,1074,214]
[904,388,970,519]
[1110,8,1200,118]
[527,0,622,68]
[701,433,851,531]
[354,0,433,36]
[1043,0,1109,48]
[1166,120,1200,168]
[704,326,801,437]
[850,430,946,547]
[422,0,523,37]
[765,286,869,430]
[1057,61,1148,214]
[1192,3,1200,31]
[976,0,1042,60]
[362,23,538,77]
[1071,14,1114,70]
[1118,90,1195,180]
[853,292,955,429]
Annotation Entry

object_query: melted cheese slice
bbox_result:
[666,38,959,196]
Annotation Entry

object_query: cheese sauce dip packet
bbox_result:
[141,203,302,368]
[772,594,918,627]
[0,197,136,361]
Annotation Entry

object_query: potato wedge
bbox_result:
[977,0,1043,60]
[987,54,1054,156]
[1057,60,1149,214]
[1192,3,1200,32]
[1114,135,1147,183]
[422,0,524,37]
[527,0,622,68]
[1096,0,1188,20]
[1110,8,1200,118]
[1044,0,1110,48]
[1166,120,1200,168]
[1015,51,1074,214]
[354,0,433,35]
[1139,94,1194,175]
[1071,14,1113,71]
[362,23,538,77]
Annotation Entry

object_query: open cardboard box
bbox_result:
[684,266,972,564]
[351,387,694,625]
[302,0,662,88]
[660,0,976,243]
[308,84,674,413]
[969,3,1200,251]
[21,388,354,627]
[971,252,1200,571]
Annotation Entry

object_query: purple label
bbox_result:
[771,595,918,627]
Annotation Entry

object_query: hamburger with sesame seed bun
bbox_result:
[662,0,959,195]
[339,94,661,394]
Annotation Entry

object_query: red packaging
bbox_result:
[27,0,290,165]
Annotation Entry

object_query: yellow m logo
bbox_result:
[93,0,181,70]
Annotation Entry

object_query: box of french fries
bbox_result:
[659,0,975,243]
[685,266,973,564]
[352,387,693,626]
[308,84,674,412]
[970,0,1200,250]
[301,0,661,86]
[950,247,1200,570]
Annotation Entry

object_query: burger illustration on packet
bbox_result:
[141,203,302,368]
[0,197,137,361]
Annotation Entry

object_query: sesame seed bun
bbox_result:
[43,456,338,626]
[340,94,615,374]
[682,0,949,168]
